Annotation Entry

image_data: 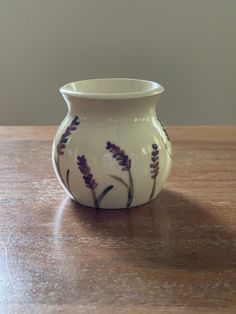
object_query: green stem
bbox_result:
[96,185,114,208]
[91,189,98,208]
[56,155,65,186]
[149,177,157,202]
[66,169,71,191]
[57,156,82,205]
[127,170,134,207]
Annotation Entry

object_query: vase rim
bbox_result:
[60,78,164,100]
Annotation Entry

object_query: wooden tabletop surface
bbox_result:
[0,126,235,314]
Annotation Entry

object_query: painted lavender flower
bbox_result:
[77,155,98,190]
[149,143,160,202]
[77,155,113,208]
[57,116,80,155]
[106,141,133,207]
[157,116,171,142]
[55,116,80,194]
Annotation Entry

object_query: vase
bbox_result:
[52,78,172,209]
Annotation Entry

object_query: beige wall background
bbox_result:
[0,0,235,125]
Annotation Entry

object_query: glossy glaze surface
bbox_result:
[52,79,172,208]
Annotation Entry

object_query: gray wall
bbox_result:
[0,0,235,125]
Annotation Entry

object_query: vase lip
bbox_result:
[60,78,164,100]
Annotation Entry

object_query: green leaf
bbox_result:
[96,185,114,208]
[109,175,129,190]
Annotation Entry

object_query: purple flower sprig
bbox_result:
[106,142,131,171]
[106,141,133,207]
[77,155,98,190]
[149,143,160,202]
[77,155,113,208]
[57,116,80,155]
[150,144,159,179]
[157,117,170,142]
[55,116,80,197]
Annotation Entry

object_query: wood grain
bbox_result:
[0,126,235,314]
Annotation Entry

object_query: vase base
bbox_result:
[70,194,160,210]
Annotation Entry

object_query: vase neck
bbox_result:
[63,95,160,120]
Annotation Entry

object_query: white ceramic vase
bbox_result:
[52,78,172,209]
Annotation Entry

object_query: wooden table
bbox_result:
[0,126,235,314]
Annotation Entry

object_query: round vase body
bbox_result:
[52,78,172,209]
